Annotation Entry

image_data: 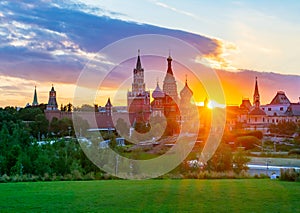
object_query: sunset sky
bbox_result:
[0,0,300,107]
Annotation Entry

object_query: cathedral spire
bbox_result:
[167,53,173,75]
[32,86,38,106]
[253,77,260,108]
[136,49,142,70]
[185,74,188,85]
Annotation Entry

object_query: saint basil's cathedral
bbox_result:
[127,51,194,134]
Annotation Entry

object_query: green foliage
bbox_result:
[134,122,151,134]
[280,168,300,182]
[29,114,49,138]
[115,118,129,137]
[235,136,260,150]
[233,149,250,174]
[288,149,300,156]
[269,121,298,136]
[207,143,233,172]
[0,107,100,177]
[18,107,43,121]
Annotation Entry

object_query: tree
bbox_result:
[57,117,73,136]
[233,149,250,174]
[30,114,49,139]
[73,115,90,137]
[18,107,43,121]
[269,121,298,136]
[49,117,60,136]
[206,143,233,172]
[235,136,260,150]
[288,149,300,157]
[115,118,130,138]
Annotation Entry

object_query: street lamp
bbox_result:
[266,159,271,176]
[68,126,71,137]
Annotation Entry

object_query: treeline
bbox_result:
[0,106,100,178]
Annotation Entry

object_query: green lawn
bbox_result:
[0,179,299,212]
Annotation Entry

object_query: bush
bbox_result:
[280,168,300,181]
[0,174,10,183]
[235,136,260,150]
[84,172,95,180]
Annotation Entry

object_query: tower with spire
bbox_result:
[248,77,266,127]
[163,53,179,103]
[253,77,260,108]
[32,86,39,106]
[105,97,112,116]
[46,85,58,111]
[127,50,151,126]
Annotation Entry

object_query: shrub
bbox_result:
[84,172,95,180]
[235,136,260,150]
[280,168,300,181]
[72,170,83,180]
[0,174,10,183]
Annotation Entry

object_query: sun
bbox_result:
[207,100,214,109]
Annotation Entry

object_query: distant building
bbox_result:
[44,85,115,129]
[261,91,290,116]
[234,77,300,132]
[32,86,39,106]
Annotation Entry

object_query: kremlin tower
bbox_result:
[127,50,151,126]
[46,85,58,111]
[32,86,39,106]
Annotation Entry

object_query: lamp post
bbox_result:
[68,126,71,137]
[266,159,271,176]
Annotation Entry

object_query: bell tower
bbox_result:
[127,50,151,126]
[46,85,58,111]
[253,77,260,108]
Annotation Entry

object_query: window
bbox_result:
[268,108,271,111]
[280,107,284,111]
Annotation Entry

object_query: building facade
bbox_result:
[234,77,300,132]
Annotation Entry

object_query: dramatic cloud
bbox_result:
[0,0,222,84]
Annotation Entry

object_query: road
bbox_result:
[248,164,300,176]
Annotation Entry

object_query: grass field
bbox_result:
[0,179,299,212]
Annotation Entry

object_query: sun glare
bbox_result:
[207,100,226,109]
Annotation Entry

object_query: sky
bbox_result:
[0,0,299,107]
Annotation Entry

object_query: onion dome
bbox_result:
[152,82,165,99]
[180,78,193,98]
